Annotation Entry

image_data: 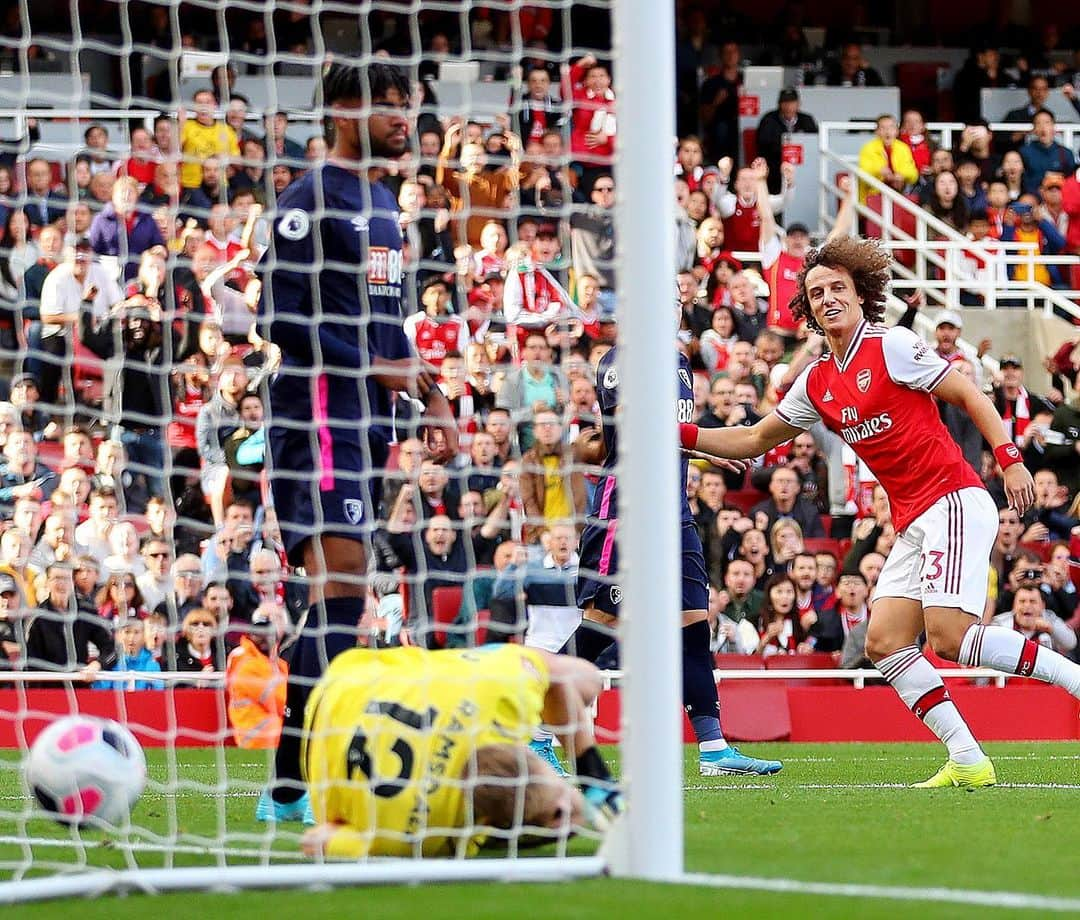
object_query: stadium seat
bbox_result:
[741,128,757,165]
[432,585,464,648]
[36,440,63,471]
[764,652,844,685]
[820,513,832,536]
[725,488,766,514]
[474,608,490,646]
[1019,542,1054,563]
[713,653,765,670]
[803,537,842,557]
[895,62,947,119]
[922,644,980,685]
[864,193,917,269]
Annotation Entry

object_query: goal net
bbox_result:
[0,0,683,901]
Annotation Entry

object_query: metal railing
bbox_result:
[599,667,1027,690]
[3,666,1026,695]
[816,128,1080,324]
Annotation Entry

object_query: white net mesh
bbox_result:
[0,0,624,893]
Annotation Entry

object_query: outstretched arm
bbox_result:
[933,369,1034,514]
[687,412,804,461]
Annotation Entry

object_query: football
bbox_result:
[26,716,147,828]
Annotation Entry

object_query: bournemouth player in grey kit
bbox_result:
[256,60,456,822]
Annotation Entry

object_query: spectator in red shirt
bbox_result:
[514,65,562,145]
[1061,168,1080,254]
[120,126,159,187]
[403,277,469,370]
[900,109,933,175]
[563,54,615,176]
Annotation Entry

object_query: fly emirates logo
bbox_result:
[839,405,893,444]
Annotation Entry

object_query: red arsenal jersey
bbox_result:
[403,313,468,369]
[722,200,761,252]
[775,322,984,532]
[764,247,803,333]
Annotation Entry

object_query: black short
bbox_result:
[575,521,708,615]
[268,423,388,567]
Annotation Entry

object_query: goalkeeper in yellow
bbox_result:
[300,645,620,858]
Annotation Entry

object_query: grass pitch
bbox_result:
[5,742,1080,917]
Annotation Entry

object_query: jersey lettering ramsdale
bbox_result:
[775,322,983,533]
[302,645,549,859]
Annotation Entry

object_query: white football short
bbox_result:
[874,486,998,615]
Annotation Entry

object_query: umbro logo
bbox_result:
[822,390,834,402]
[351,216,369,233]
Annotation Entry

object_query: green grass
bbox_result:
[5,742,1080,917]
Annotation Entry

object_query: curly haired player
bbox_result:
[679,235,1080,789]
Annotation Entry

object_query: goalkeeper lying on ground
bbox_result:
[300,645,620,858]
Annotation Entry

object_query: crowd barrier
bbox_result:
[3,670,1078,747]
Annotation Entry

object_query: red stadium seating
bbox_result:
[432,585,464,648]
[1019,542,1054,563]
[764,652,844,685]
[741,128,757,166]
[922,644,980,685]
[895,62,947,119]
[725,489,766,514]
[803,537,842,557]
[36,439,63,471]
[864,193,917,269]
[819,513,832,536]
[713,653,765,670]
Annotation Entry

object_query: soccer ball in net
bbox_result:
[26,716,147,828]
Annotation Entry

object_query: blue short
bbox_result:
[575,520,708,615]
[268,421,388,567]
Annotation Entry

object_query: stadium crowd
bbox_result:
[0,7,1078,729]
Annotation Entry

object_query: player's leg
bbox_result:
[681,524,781,776]
[925,489,1080,697]
[866,509,990,787]
[260,425,384,820]
[567,520,621,664]
[268,535,366,812]
[537,651,622,820]
[525,605,582,777]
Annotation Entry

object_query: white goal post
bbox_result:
[0,0,684,899]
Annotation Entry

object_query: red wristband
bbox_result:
[994,442,1023,470]
[679,423,699,450]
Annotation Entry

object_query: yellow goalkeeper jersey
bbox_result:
[301,645,549,859]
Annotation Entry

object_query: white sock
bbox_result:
[959,625,1080,696]
[876,645,984,766]
[532,729,554,745]
[699,739,729,753]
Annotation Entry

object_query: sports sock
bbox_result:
[565,619,616,664]
[959,624,1080,696]
[532,728,554,745]
[575,746,612,784]
[272,597,360,805]
[876,645,984,766]
[682,619,727,748]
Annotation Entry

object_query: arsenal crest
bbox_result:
[856,368,872,392]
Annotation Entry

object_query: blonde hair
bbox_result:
[465,744,562,838]
[769,517,804,557]
[181,606,219,638]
